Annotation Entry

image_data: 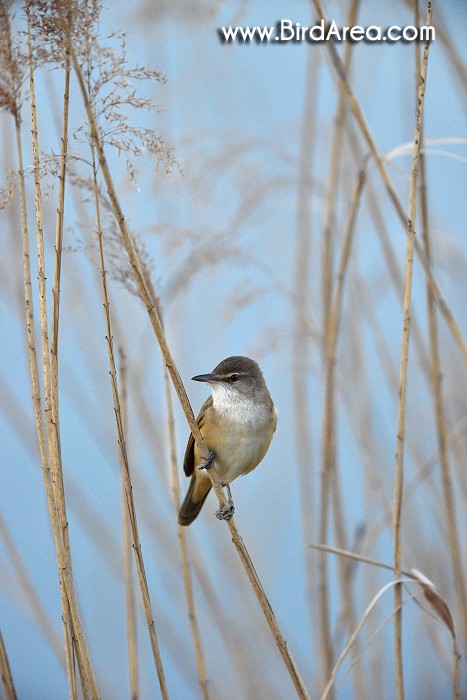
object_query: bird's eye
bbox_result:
[230,374,239,383]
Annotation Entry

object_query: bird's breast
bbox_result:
[201,400,276,484]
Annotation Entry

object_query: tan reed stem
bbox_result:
[162,363,210,700]
[118,348,139,700]
[15,105,77,700]
[292,36,319,673]
[413,0,467,646]
[318,3,363,695]
[312,544,460,698]
[321,168,366,699]
[90,145,169,699]
[50,17,70,470]
[25,6,98,696]
[391,4,432,698]
[49,32,78,700]
[320,581,411,700]
[321,0,360,327]
[137,279,209,697]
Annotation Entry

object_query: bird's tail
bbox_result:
[178,474,211,526]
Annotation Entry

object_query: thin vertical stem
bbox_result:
[318,2,363,696]
[25,6,97,697]
[7,1,79,690]
[321,0,360,327]
[393,4,432,698]
[404,0,467,99]
[14,105,53,550]
[413,0,467,646]
[49,31,77,700]
[118,348,139,700]
[91,146,169,700]
[292,37,319,668]
[162,363,210,700]
[320,169,365,693]
[50,17,70,464]
[15,102,78,700]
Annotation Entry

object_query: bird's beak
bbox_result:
[191,373,215,383]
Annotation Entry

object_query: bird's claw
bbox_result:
[198,451,215,471]
[215,498,235,521]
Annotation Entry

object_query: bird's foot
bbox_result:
[215,498,235,521]
[198,451,215,471]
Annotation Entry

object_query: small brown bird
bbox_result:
[178,356,277,526]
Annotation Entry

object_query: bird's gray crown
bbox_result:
[192,356,270,400]
[211,355,262,379]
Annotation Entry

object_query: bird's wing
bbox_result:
[183,396,213,476]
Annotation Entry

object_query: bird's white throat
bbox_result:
[211,383,270,425]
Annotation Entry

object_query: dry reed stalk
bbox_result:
[334,232,390,700]
[90,146,168,699]
[5,8,54,575]
[360,171,431,378]
[0,514,65,668]
[292,41,319,667]
[72,46,310,700]
[421,182,467,635]
[321,169,366,699]
[321,0,360,327]
[414,1,467,645]
[25,6,97,696]
[50,13,70,466]
[162,364,210,699]
[405,0,467,98]
[118,347,139,700]
[392,4,432,697]
[4,1,78,691]
[311,540,459,687]
[311,0,467,365]
[318,51,360,661]
[14,91,53,518]
[48,29,77,700]
[356,278,444,498]
[320,579,411,700]
[310,544,411,577]
[343,118,432,374]
[333,600,412,698]
[323,563,460,700]
[345,118,435,381]
[0,628,17,700]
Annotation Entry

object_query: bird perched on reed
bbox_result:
[178,356,277,526]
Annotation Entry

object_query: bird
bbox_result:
[178,356,277,526]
